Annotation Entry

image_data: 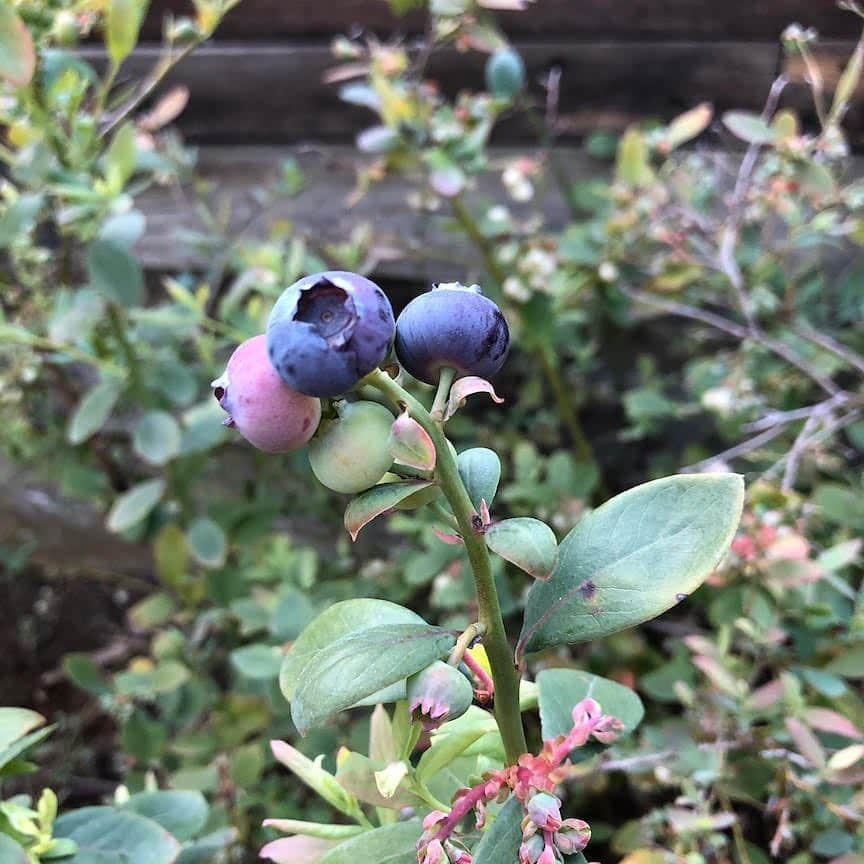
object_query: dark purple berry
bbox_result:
[266,271,395,397]
[394,283,509,385]
[212,335,321,453]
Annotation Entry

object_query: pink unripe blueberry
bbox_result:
[212,335,321,453]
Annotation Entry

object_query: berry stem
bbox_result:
[363,369,527,763]
[431,366,456,423]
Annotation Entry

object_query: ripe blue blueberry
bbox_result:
[485,48,525,100]
[394,283,509,385]
[267,271,396,397]
[212,335,321,453]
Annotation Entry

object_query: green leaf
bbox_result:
[416,724,487,783]
[518,474,744,656]
[0,835,29,864]
[537,669,644,740]
[105,0,146,66]
[99,210,146,248]
[262,820,365,841]
[176,829,236,864]
[122,791,208,842]
[830,41,864,124]
[335,752,423,809]
[270,740,364,821]
[0,5,35,87]
[129,592,175,629]
[63,653,111,696]
[826,647,864,679]
[291,623,456,734]
[230,644,283,680]
[457,448,500,511]
[114,660,190,697]
[344,481,434,540]
[133,411,182,465]
[186,517,227,568]
[722,111,773,144]
[0,725,55,771]
[153,523,188,588]
[662,103,712,151]
[615,128,653,187]
[67,377,124,444]
[107,478,165,532]
[280,599,427,701]
[0,708,44,752]
[485,517,558,581]
[319,821,421,864]
[54,807,180,864]
[104,122,137,191]
[473,795,523,864]
[87,239,144,306]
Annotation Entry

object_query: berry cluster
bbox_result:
[212,271,509,493]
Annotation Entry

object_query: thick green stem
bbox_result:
[365,370,527,763]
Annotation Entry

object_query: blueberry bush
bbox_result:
[1,0,863,862]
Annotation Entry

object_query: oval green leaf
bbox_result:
[122,791,208,843]
[344,481,434,541]
[319,820,421,864]
[67,377,124,445]
[473,795,523,864]
[107,478,166,533]
[280,599,427,701]
[485,517,558,581]
[54,807,180,864]
[518,474,744,657]
[457,447,501,512]
[186,517,227,568]
[291,623,456,734]
[133,411,182,466]
[87,238,144,306]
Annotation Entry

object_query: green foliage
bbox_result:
[519,474,745,654]
[2,0,864,862]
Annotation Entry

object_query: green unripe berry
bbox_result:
[309,401,394,494]
[485,48,525,101]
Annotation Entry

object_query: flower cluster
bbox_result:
[416,698,624,864]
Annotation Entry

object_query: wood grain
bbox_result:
[88,40,778,145]
[143,0,855,41]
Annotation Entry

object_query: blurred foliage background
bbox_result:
[1,0,864,862]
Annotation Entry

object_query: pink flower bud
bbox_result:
[554,819,591,854]
[526,793,563,832]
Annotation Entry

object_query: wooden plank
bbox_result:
[85,40,778,144]
[143,0,855,41]
[134,145,578,281]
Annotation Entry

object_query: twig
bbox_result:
[625,286,841,396]
[681,424,791,473]
[793,324,864,376]
[744,394,849,433]
[718,76,788,329]
[767,408,862,488]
